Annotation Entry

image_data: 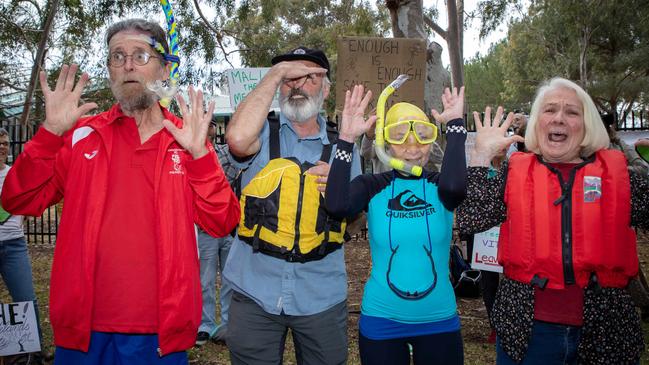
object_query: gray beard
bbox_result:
[110,81,159,113]
[279,87,324,123]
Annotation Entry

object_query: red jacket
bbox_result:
[499,150,637,289]
[1,104,240,355]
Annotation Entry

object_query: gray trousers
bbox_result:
[227,291,348,365]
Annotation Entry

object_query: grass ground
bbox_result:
[2,234,648,364]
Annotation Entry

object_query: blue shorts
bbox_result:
[54,332,188,365]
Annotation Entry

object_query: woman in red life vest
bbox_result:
[457,77,647,365]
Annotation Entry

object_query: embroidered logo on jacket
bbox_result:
[84,150,98,160]
[168,149,185,175]
[583,176,601,202]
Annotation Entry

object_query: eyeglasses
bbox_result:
[108,50,160,67]
[384,120,438,145]
[282,74,319,89]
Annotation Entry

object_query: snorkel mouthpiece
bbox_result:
[375,74,423,177]
[147,79,179,104]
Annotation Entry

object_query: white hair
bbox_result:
[525,77,609,158]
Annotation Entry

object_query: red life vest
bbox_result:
[499,150,637,289]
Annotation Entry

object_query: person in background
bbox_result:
[458,78,646,364]
[506,111,527,156]
[196,120,240,346]
[0,127,44,364]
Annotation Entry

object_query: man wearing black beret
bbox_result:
[224,46,361,364]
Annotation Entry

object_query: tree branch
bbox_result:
[20,0,60,126]
[0,77,28,92]
[424,15,447,40]
[192,0,235,69]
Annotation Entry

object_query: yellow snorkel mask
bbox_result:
[375,75,437,177]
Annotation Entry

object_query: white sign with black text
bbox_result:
[0,301,41,356]
[471,226,503,273]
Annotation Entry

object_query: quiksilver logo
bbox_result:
[386,190,435,218]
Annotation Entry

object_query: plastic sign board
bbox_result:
[0,301,41,356]
[471,226,503,273]
[336,36,426,113]
[227,68,279,110]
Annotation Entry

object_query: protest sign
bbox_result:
[335,36,426,113]
[227,68,279,110]
[471,226,503,273]
[0,301,41,356]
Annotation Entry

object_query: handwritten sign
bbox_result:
[471,226,503,273]
[335,37,426,113]
[0,301,41,356]
[227,68,279,110]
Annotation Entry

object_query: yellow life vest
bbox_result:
[238,157,346,262]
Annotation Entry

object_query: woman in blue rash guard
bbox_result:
[325,84,467,365]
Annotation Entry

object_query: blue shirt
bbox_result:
[223,113,361,315]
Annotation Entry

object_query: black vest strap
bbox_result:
[268,113,339,163]
[268,113,281,160]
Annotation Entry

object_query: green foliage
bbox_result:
[467,0,649,117]
[464,41,512,112]
[225,0,389,68]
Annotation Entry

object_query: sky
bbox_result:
[423,0,510,66]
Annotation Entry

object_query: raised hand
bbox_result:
[162,86,215,159]
[470,106,525,167]
[431,86,465,124]
[635,138,649,149]
[272,61,328,81]
[338,84,377,143]
[40,64,98,136]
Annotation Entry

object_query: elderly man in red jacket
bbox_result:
[0,18,240,365]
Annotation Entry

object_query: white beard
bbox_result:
[279,87,325,123]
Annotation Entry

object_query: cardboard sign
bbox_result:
[471,226,503,273]
[227,68,279,110]
[336,37,426,113]
[0,301,41,356]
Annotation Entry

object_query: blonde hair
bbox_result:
[525,78,609,158]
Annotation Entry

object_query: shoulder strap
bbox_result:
[320,119,339,162]
[268,112,280,160]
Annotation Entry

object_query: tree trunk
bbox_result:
[19,0,60,127]
[578,26,590,87]
[385,0,449,113]
[446,0,464,88]
[457,0,464,64]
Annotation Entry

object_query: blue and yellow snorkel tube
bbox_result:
[147,0,180,107]
[374,74,423,177]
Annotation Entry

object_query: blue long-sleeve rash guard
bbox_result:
[325,119,467,337]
